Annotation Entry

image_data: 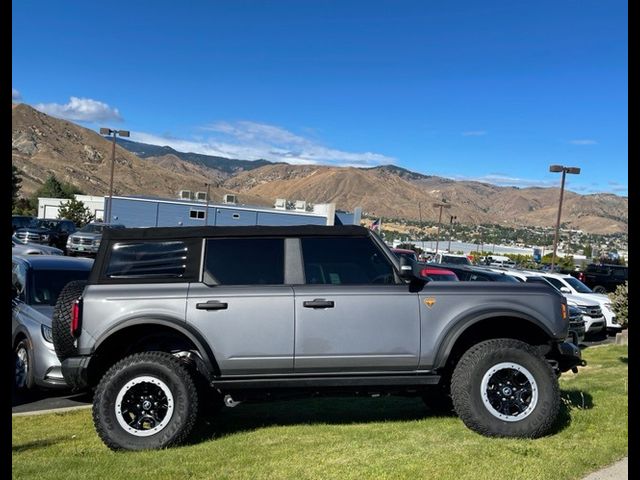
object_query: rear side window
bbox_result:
[301,237,395,285]
[204,238,284,285]
[105,241,190,279]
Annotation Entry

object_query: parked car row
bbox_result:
[12,255,94,391]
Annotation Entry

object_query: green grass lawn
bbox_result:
[12,345,628,480]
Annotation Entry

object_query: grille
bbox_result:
[579,305,602,318]
[16,232,41,242]
[72,237,94,245]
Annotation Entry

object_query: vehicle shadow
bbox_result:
[188,396,436,444]
[549,389,594,434]
[12,437,67,453]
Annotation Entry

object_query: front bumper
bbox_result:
[67,244,100,254]
[548,341,586,373]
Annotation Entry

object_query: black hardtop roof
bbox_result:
[102,224,370,241]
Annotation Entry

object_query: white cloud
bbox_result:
[34,96,122,122]
[12,88,21,101]
[462,130,487,136]
[449,173,559,188]
[569,139,597,145]
[131,121,395,167]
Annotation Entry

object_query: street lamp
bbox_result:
[204,182,211,225]
[100,128,130,224]
[447,215,457,252]
[549,164,581,271]
[433,200,451,254]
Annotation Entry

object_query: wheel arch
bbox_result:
[433,311,555,371]
[88,318,220,388]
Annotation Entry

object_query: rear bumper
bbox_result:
[61,356,92,391]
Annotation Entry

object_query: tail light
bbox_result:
[71,299,82,338]
[577,272,585,282]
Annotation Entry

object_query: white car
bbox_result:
[12,236,64,256]
[493,268,608,336]
[531,272,620,334]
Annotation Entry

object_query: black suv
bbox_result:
[12,215,34,233]
[573,264,628,293]
[15,219,77,250]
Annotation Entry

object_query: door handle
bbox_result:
[303,299,335,309]
[196,300,228,311]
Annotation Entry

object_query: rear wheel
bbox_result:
[592,285,607,294]
[93,352,199,451]
[451,338,559,438]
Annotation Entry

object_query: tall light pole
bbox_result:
[433,200,451,254]
[204,182,211,225]
[447,215,457,251]
[100,128,130,224]
[549,164,581,271]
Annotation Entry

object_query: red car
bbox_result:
[419,266,459,281]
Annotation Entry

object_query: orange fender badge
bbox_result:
[424,297,436,308]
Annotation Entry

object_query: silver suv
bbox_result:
[53,225,584,450]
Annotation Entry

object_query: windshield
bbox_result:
[442,255,471,265]
[80,224,106,234]
[29,268,91,306]
[26,219,59,229]
[564,276,593,294]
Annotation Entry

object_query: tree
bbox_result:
[58,198,94,227]
[12,165,22,208]
[608,282,628,328]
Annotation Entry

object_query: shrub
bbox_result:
[608,281,628,328]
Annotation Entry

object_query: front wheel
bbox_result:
[591,285,607,294]
[451,338,559,438]
[15,338,35,391]
[93,352,199,451]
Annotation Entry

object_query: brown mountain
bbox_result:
[12,103,627,234]
[11,103,267,206]
[224,164,627,234]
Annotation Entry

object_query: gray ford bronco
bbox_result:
[52,225,584,450]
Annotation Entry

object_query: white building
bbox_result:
[38,195,105,221]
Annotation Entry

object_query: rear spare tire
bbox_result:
[451,338,560,438]
[52,280,87,361]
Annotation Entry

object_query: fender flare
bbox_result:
[432,309,555,370]
[92,317,220,376]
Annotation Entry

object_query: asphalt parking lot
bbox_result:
[12,332,618,415]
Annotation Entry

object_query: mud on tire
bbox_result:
[451,338,560,438]
[52,280,87,361]
[93,352,199,451]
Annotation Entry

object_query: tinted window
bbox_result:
[29,268,91,306]
[204,238,284,285]
[564,277,593,293]
[105,241,189,278]
[442,255,471,265]
[301,237,394,285]
[544,277,565,290]
[12,262,27,301]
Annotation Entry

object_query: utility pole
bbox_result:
[447,215,457,252]
[204,182,211,225]
[549,165,581,271]
[433,200,451,254]
[99,128,130,224]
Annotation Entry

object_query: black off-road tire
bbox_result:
[451,338,560,438]
[51,280,87,361]
[93,352,199,451]
[592,285,607,294]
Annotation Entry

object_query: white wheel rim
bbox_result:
[115,376,175,437]
[480,362,539,422]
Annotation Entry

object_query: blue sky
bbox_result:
[12,0,628,196]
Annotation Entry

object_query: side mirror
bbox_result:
[560,286,571,294]
[398,255,428,282]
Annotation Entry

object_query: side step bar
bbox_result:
[212,374,441,390]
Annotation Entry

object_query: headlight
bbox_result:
[94,239,101,246]
[67,237,73,245]
[41,324,53,343]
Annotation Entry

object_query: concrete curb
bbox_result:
[12,405,92,417]
[581,457,628,480]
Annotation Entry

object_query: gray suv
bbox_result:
[53,225,584,451]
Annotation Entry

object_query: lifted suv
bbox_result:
[53,225,583,450]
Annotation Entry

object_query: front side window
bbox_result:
[105,241,189,279]
[564,277,593,293]
[204,238,284,285]
[545,277,565,290]
[301,237,395,285]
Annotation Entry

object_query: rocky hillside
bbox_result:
[11,103,267,206]
[12,103,627,234]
